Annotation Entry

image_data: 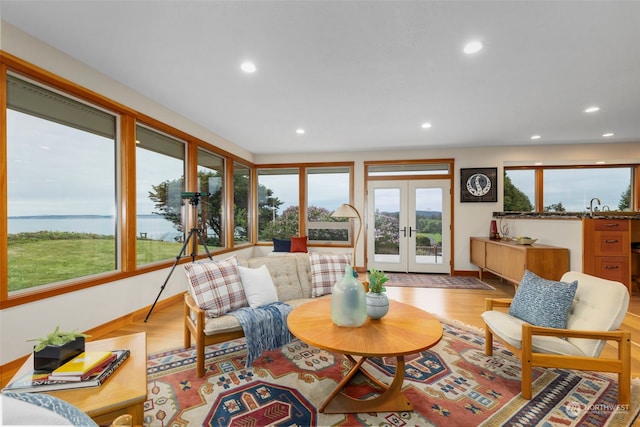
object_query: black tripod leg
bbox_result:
[195,229,214,260]
[144,231,194,322]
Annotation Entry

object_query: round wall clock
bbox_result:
[460,168,497,202]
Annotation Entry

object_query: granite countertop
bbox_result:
[493,212,640,220]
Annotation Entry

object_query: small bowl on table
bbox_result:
[515,237,537,245]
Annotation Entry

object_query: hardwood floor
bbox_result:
[102,278,640,378]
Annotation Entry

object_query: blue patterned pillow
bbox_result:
[508,270,578,329]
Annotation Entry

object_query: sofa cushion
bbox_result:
[203,314,244,335]
[184,256,247,318]
[290,236,308,252]
[509,270,578,329]
[309,253,352,297]
[248,256,305,301]
[238,265,279,308]
[273,238,291,252]
[292,253,313,298]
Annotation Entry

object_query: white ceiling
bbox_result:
[1,0,639,155]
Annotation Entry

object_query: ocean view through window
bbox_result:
[7,75,118,292]
[135,124,186,266]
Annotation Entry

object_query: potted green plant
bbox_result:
[366,268,390,319]
[28,326,89,371]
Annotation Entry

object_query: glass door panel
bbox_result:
[370,186,403,271]
[368,180,450,274]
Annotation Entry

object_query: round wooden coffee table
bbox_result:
[287,298,443,413]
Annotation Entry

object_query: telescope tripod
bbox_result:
[144,195,212,322]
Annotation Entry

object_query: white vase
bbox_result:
[366,292,389,319]
[331,266,367,327]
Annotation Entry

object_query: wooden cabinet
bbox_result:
[470,237,569,285]
[583,218,640,293]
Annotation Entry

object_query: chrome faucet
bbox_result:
[589,197,601,217]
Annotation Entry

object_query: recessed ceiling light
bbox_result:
[602,132,614,137]
[584,106,600,113]
[595,161,606,164]
[240,61,257,73]
[463,41,483,54]
[534,162,544,166]
[530,135,541,140]
[421,122,432,129]
[296,128,305,135]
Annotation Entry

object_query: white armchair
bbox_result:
[482,271,631,405]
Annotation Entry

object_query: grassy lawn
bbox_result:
[8,232,184,292]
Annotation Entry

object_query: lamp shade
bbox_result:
[332,203,360,219]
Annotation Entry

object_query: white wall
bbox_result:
[1,21,638,365]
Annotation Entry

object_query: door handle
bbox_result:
[409,226,414,237]
[401,227,407,237]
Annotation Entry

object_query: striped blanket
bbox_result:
[228,302,293,367]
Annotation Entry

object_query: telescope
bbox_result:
[181,192,211,199]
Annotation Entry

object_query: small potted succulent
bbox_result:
[28,326,89,371]
[366,268,390,319]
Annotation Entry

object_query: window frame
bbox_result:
[0,52,255,308]
[504,164,639,212]
[254,162,355,247]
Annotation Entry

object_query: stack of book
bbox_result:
[3,349,130,392]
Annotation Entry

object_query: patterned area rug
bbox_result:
[144,321,640,426]
[385,273,495,290]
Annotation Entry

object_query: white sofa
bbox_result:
[184,253,331,377]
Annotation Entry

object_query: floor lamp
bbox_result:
[332,203,362,271]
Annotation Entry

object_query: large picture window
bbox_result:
[505,166,633,213]
[504,169,535,212]
[196,148,225,251]
[543,168,631,212]
[234,163,251,245]
[307,166,351,243]
[6,75,117,293]
[257,168,299,241]
[136,125,185,265]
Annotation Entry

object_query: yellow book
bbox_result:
[51,351,113,376]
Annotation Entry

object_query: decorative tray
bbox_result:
[514,237,537,245]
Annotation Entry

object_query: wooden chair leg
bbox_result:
[196,333,205,378]
[618,332,631,406]
[521,324,533,400]
[485,328,494,356]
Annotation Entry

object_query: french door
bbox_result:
[367,179,450,274]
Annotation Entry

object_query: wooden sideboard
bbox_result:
[470,237,569,285]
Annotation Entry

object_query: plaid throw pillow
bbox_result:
[184,256,247,317]
[309,253,352,297]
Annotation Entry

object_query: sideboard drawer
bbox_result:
[593,220,629,231]
[594,257,629,284]
[594,231,630,257]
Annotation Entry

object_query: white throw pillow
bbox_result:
[238,264,279,308]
